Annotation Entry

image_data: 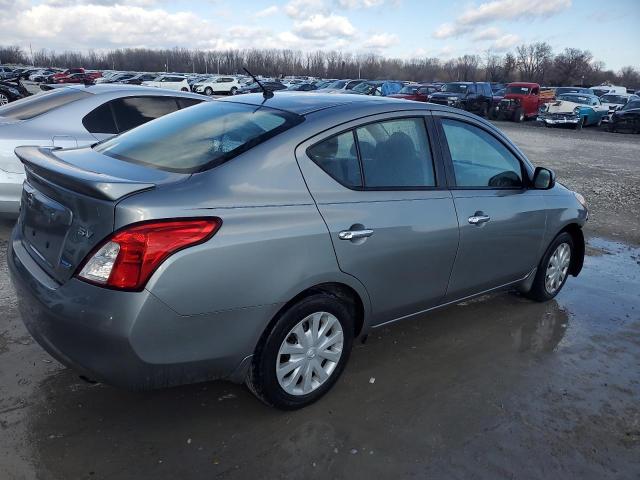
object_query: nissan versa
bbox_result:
[8,93,588,409]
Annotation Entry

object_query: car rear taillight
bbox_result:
[77,218,221,291]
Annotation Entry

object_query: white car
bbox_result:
[142,74,190,92]
[600,93,640,123]
[592,85,627,97]
[193,76,241,95]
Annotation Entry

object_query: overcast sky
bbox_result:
[1,0,638,70]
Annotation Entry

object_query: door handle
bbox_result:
[468,214,491,225]
[338,229,374,240]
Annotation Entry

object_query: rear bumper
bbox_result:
[8,228,275,389]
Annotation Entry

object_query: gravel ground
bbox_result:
[494,120,640,245]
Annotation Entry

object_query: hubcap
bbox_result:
[545,242,571,294]
[276,311,344,396]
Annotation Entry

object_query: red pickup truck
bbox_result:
[492,82,554,122]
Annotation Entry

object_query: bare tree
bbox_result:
[516,42,553,83]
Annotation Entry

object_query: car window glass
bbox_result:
[176,97,203,109]
[441,119,523,188]
[82,102,117,134]
[111,96,179,133]
[307,131,362,188]
[0,88,91,120]
[356,118,435,188]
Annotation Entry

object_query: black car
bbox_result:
[121,73,158,85]
[237,81,287,94]
[0,78,30,105]
[286,82,318,92]
[609,99,640,133]
[429,81,493,116]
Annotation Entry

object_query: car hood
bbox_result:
[601,102,624,110]
[545,100,583,114]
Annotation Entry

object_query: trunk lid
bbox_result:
[15,145,186,284]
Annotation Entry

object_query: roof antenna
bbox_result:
[243,67,273,99]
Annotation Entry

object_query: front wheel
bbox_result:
[204,87,213,95]
[0,93,8,106]
[513,108,525,122]
[524,232,574,302]
[574,117,585,130]
[246,293,354,409]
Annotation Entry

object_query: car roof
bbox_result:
[216,92,416,115]
[61,83,199,97]
[508,82,539,87]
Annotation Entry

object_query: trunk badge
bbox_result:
[77,226,94,239]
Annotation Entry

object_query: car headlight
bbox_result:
[573,106,581,114]
[448,96,458,101]
[574,192,587,209]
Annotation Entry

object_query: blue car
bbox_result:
[537,93,609,129]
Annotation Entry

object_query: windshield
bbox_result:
[592,89,609,97]
[94,101,304,173]
[352,82,375,93]
[441,83,468,93]
[557,94,591,105]
[600,94,628,105]
[325,80,348,89]
[556,87,591,95]
[622,101,640,110]
[0,88,91,120]
[506,86,531,95]
[398,85,418,94]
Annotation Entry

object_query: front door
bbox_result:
[296,114,459,325]
[435,114,547,300]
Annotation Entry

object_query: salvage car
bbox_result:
[608,99,640,133]
[349,80,404,96]
[599,93,640,122]
[142,74,191,92]
[8,93,587,409]
[537,93,608,129]
[0,78,30,105]
[429,82,493,116]
[237,80,287,94]
[0,84,208,216]
[193,76,241,95]
[493,83,554,122]
[388,84,439,102]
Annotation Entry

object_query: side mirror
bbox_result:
[532,167,555,189]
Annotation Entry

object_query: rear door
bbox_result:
[296,112,459,325]
[434,113,547,300]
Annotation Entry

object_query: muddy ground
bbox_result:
[0,122,639,479]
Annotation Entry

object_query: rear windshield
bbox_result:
[0,88,91,120]
[94,101,304,173]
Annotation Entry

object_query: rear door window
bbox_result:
[308,132,362,188]
[82,102,118,134]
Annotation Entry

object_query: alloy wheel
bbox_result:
[0,93,8,106]
[276,311,344,396]
[545,242,571,295]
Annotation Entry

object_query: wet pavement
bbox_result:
[1,216,638,479]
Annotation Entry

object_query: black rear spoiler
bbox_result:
[15,146,155,201]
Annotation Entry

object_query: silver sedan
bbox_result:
[8,93,588,409]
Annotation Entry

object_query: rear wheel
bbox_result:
[524,232,574,302]
[513,108,525,122]
[246,293,354,409]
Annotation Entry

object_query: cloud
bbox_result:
[293,13,356,39]
[433,0,572,39]
[337,0,385,8]
[254,5,279,18]
[471,27,501,41]
[459,0,572,25]
[284,0,327,18]
[362,32,399,50]
[491,33,520,51]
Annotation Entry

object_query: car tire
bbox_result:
[181,87,189,92]
[246,293,355,410]
[0,93,8,105]
[479,103,488,117]
[230,87,238,95]
[524,232,574,302]
[488,106,498,120]
[513,108,525,122]
[204,87,213,96]
[575,117,585,130]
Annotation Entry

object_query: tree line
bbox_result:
[1,42,638,88]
